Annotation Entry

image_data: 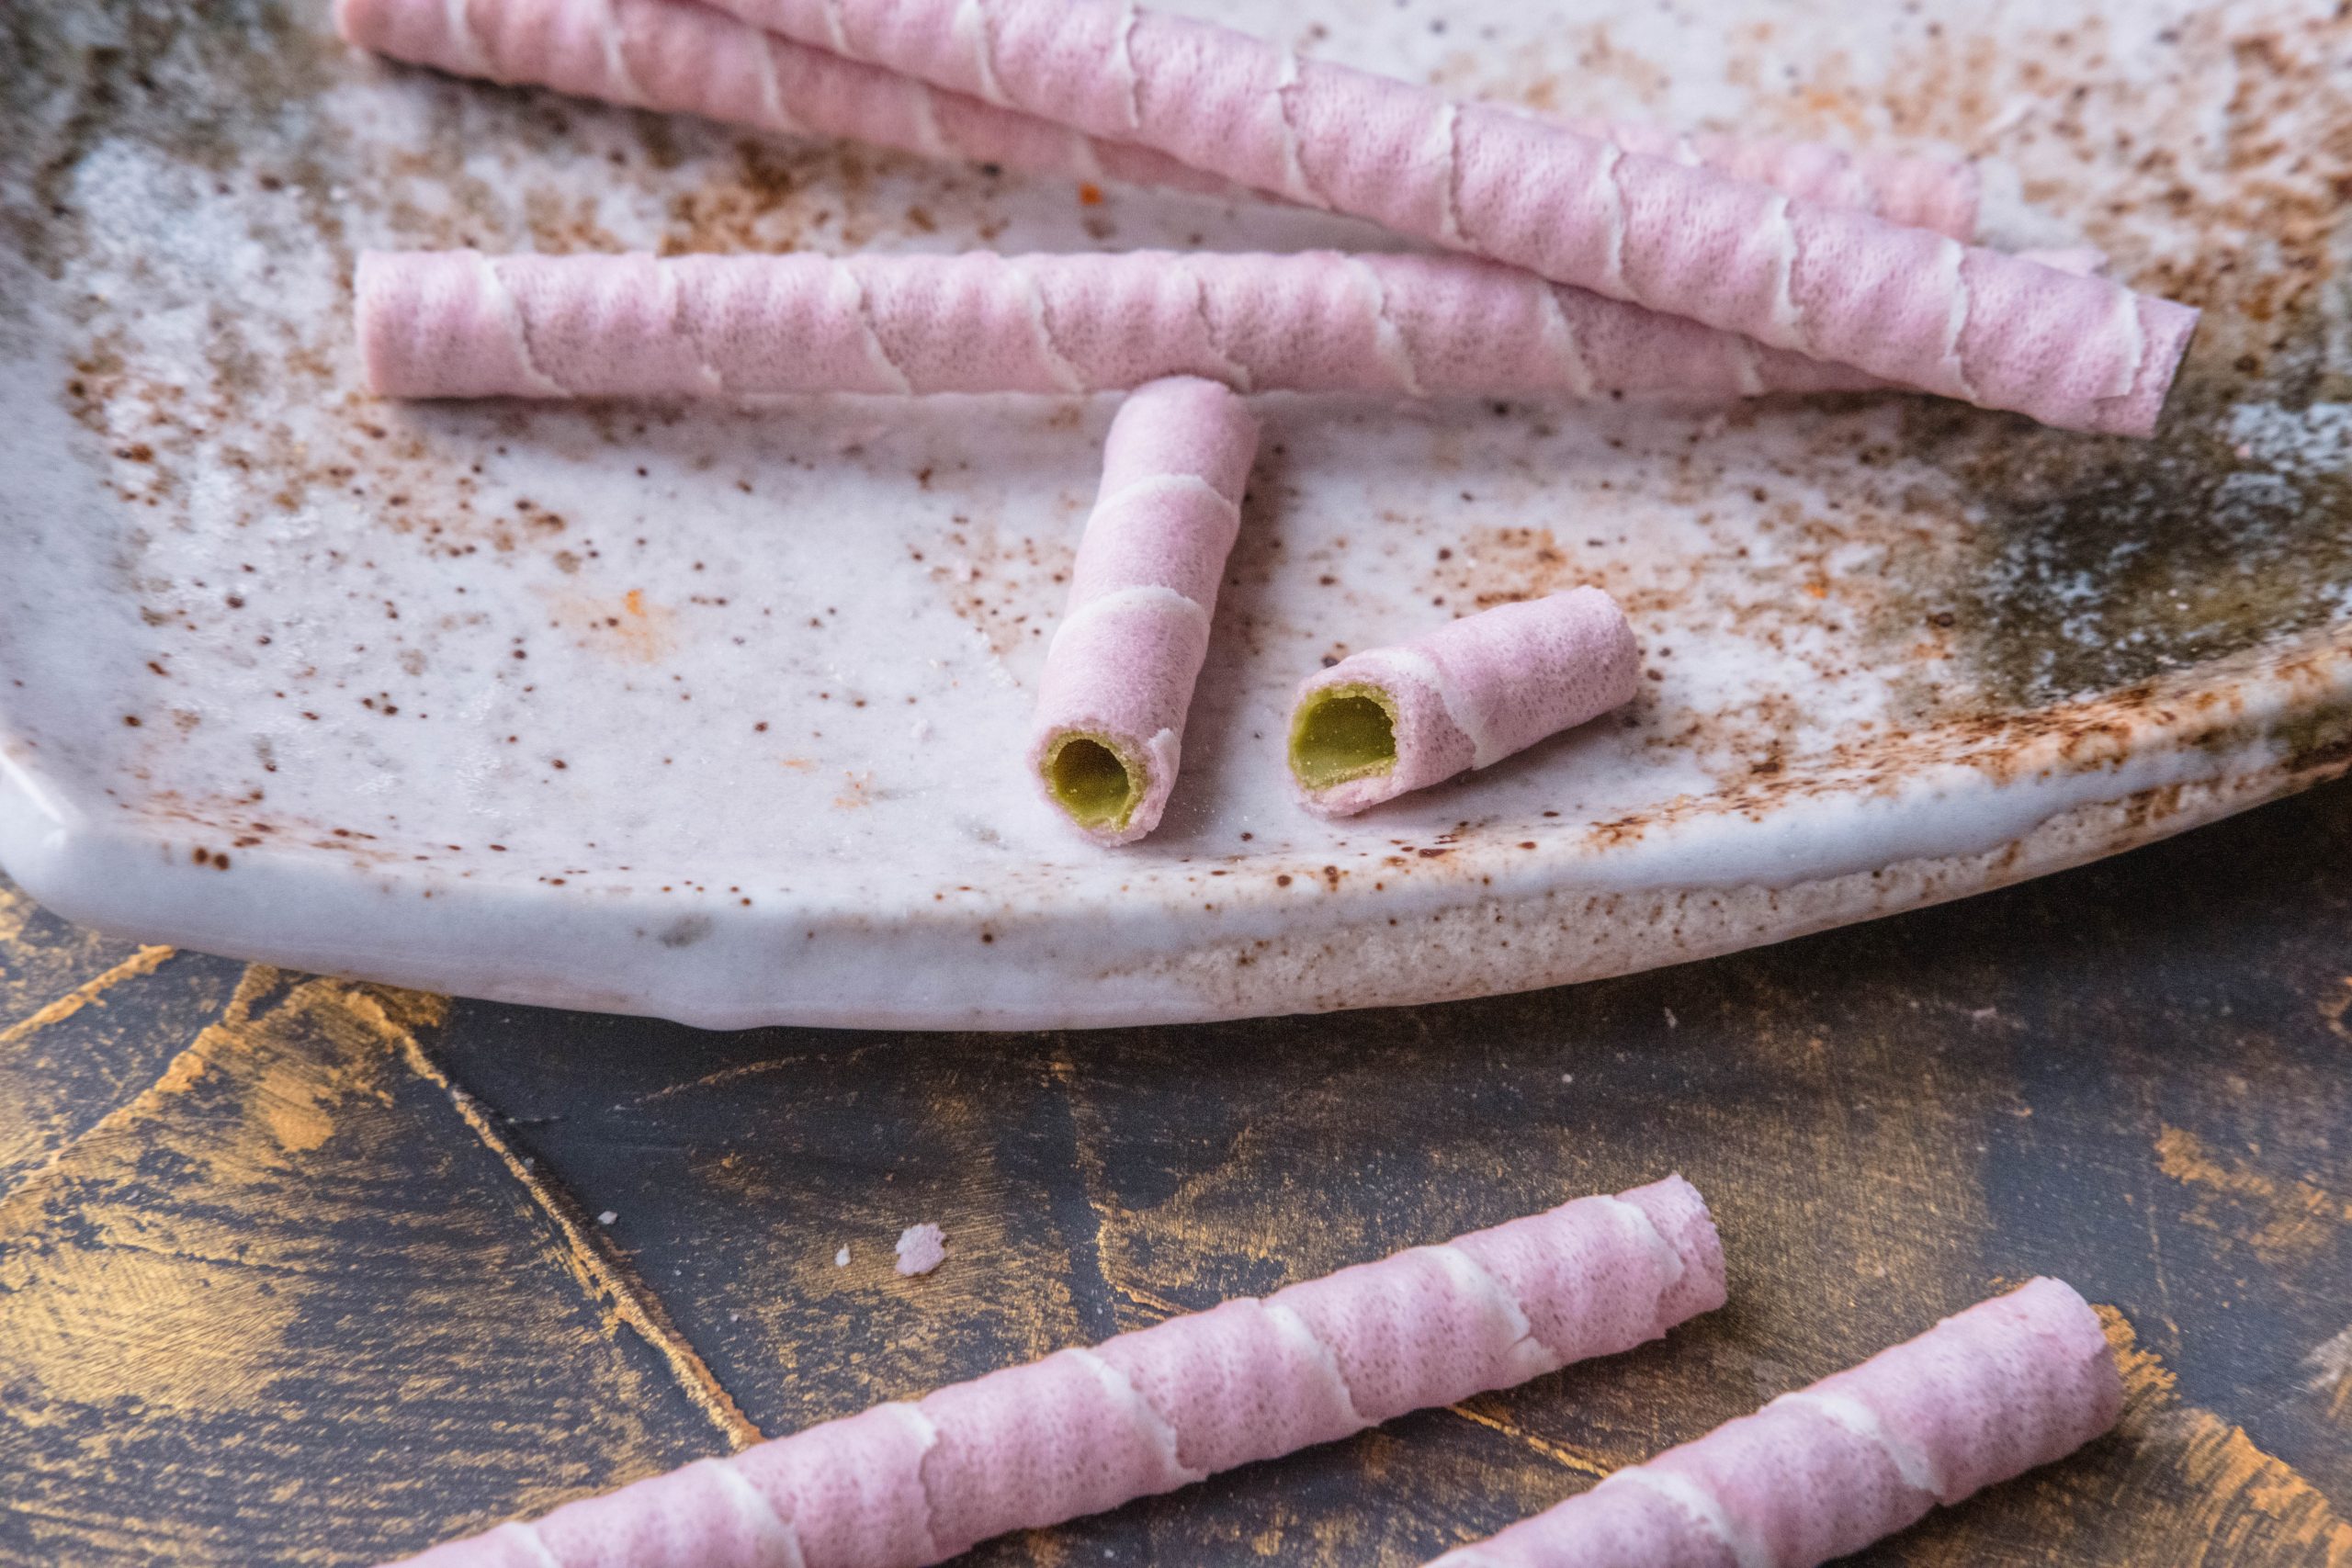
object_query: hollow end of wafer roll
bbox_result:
[1287,683,1400,794]
[1286,666,1458,819]
[1285,659,1472,819]
[1037,728,1159,844]
[1035,724,1185,846]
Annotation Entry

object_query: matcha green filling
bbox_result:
[1289,684,1398,790]
[1044,733,1142,830]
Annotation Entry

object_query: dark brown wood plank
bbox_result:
[2,781,2348,1564]
[435,776,2352,1567]
[0,968,741,1565]
[0,897,247,1193]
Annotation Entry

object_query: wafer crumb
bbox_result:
[894,1223,946,1276]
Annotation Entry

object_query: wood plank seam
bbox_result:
[1445,1397,1614,1479]
[0,957,278,1213]
[364,988,767,1451]
[0,943,177,1051]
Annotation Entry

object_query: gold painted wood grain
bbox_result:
[0,887,243,1196]
[0,958,734,1564]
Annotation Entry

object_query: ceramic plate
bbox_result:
[5,0,2348,1028]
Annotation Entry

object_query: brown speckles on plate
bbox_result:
[926,511,1078,665]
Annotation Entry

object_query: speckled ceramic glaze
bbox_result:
[4,0,2349,1027]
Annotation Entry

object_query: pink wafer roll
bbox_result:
[1288,591,1640,818]
[690,0,2194,434]
[335,0,1226,194]
[337,0,1981,234]
[1550,118,1977,240]
[388,1175,1726,1568]
[356,249,1881,402]
[1431,1277,2123,1568]
[1031,377,1255,844]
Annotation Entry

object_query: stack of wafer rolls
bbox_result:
[337,0,2199,435]
[649,0,2194,434]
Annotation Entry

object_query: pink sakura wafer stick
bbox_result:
[1288,591,1640,818]
[688,0,2195,434]
[337,0,1983,237]
[334,0,1226,194]
[1030,378,1254,844]
[1549,118,1977,241]
[1430,1276,2123,1568]
[388,1175,1726,1568]
[356,249,1882,403]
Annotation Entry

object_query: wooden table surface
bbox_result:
[2,777,2348,1567]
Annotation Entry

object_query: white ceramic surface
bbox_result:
[4,0,2349,1028]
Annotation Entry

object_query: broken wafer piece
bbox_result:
[388,1176,1725,1568]
[1031,377,1256,845]
[1430,1277,2124,1568]
[1290,590,1639,818]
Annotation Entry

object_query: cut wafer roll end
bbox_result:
[1618,1172,1731,1326]
[2094,296,2202,438]
[1285,676,1435,818]
[1033,725,1176,846]
[1027,594,1205,846]
[1288,681,1401,792]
